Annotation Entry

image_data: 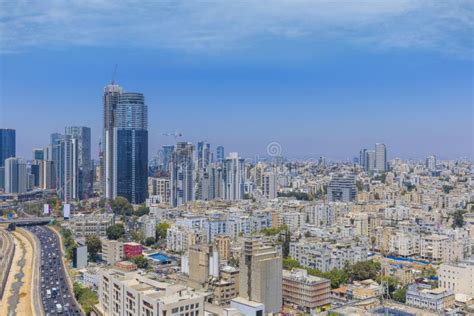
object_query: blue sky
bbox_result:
[0,1,473,160]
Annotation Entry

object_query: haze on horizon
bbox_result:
[0,1,473,160]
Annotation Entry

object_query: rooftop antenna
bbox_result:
[111,64,118,84]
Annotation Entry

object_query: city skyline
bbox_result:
[1,2,472,160]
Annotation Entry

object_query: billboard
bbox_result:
[43,204,50,215]
[63,203,71,219]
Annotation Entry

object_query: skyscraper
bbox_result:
[32,148,45,161]
[4,157,27,194]
[103,82,124,199]
[113,92,148,204]
[426,155,437,171]
[161,145,174,174]
[57,135,78,202]
[170,142,194,207]
[225,152,245,201]
[365,150,376,173]
[375,143,387,172]
[216,146,224,163]
[66,126,92,199]
[197,141,211,170]
[359,149,367,168]
[0,128,16,167]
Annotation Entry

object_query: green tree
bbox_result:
[228,256,240,267]
[130,255,149,269]
[348,260,381,281]
[131,230,145,243]
[73,282,99,313]
[106,223,125,240]
[156,222,170,240]
[451,210,466,228]
[144,237,156,246]
[85,235,102,262]
[376,276,399,294]
[283,257,301,270]
[392,287,407,303]
[110,196,133,216]
[135,205,150,217]
[282,229,291,258]
[442,185,454,194]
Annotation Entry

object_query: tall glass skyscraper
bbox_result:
[216,146,224,163]
[375,143,387,172]
[161,145,174,174]
[103,83,123,199]
[113,92,148,204]
[0,128,16,167]
[170,142,194,207]
[66,126,92,199]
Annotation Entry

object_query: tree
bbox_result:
[282,229,291,258]
[130,255,149,269]
[156,222,170,240]
[283,257,301,270]
[144,237,156,246]
[376,276,399,294]
[348,260,381,281]
[107,224,125,240]
[392,287,407,303]
[452,210,466,228]
[110,197,133,216]
[131,230,145,243]
[73,282,99,313]
[442,185,454,194]
[228,256,240,268]
[135,205,150,217]
[85,235,102,262]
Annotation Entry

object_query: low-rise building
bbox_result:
[101,239,124,265]
[438,258,474,296]
[406,284,455,312]
[69,214,114,238]
[282,268,330,313]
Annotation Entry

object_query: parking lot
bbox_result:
[27,226,82,316]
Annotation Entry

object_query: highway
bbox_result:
[26,226,82,315]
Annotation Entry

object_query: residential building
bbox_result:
[69,214,114,238]
[406,284,454,312]
[215,235,231,263]
[101,239,124,265]
[225,152,245,201]
[262,171,277,199]
[148,177,171,205]
[65,126,92,199]
[375,143,387,172]
[123,242,143,258]
[438,258,474,296]
[170,142,194,207]
[216,146,225,163]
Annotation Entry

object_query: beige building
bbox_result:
[187,244,219,290]
[215,235,231,263]
[239,236,282,314]
[438,259,474,296]
[282,269,330,313]
[148,177,171,205]
[213,266,240,306]
[97,268,205,316]
[101,239,124,265]
[69,214,114,238]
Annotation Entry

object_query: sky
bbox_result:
[0,0,473,160]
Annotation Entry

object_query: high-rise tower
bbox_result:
[113,92,148,204]
[0,128,16,167]
[103,82,123,199]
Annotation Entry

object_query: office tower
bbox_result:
[208,162,225,200]
[262,171,277,199]
[66,126,92,199]
[359,149,367,168]
[238,236,282,313]
[426,155,437,171]
[103,82,124,199]
[365,150,376,173]
[375,143,387,172]
[39,160,55,189]
[113,92,148,204]
[170,142,194,207]
[57,135,78,202]
[4,157,27,193]
[0,128,16,167]
[0,167,4,189]
[225,152,245,201]
[30,162,40,187]
[216,146,225,163]
[32,148,45,161]
[161,145,174,174]
[327,174,357,202]
[49,132,62,188]
[197,141,211,170]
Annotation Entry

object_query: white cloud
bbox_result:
[0,0,472,58]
